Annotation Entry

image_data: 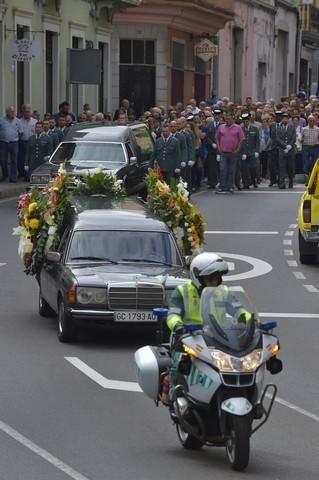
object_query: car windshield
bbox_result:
[50,142,126,165]
[67,230,183,266]
[201,286,258,353]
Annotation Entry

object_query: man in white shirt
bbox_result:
[0,106,23,182]
[19,104,37,179]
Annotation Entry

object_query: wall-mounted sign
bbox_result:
[194,39,218,62]
[11,39,41,63]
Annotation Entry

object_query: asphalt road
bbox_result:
[0,185,318,480]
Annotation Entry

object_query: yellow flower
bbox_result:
[29,218,40,230]
[28,202,38,213]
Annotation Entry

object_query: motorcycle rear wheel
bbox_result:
[226,415,250,471]
[176,423,204,450]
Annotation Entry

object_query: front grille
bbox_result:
[221,373,255,387]
[108,284,164,310]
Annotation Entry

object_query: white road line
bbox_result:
[287,260,298,267]
[284,249,294,256]
[0,420,89,480]
[266,394,319,423]
[0,263,7,267]
[285,231,295,236]
[293,271,306,280]
[65,357,142,392]
[283,239,292,245]
[205,231,278,235]
[304,285,319,293]
[259,312,319,318]
[289,224,297,229]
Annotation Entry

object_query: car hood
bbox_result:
[68,263,188,287]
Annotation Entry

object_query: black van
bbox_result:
[29,122,154,195]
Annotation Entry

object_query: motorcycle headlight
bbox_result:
[210,349,262,372]
[77,287,107,305]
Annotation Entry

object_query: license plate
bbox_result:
[114,311,157,322]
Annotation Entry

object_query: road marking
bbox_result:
[0,263,7,267]
[66,358,319,425]
[205,231,279,235]
[216,252,272,281]
[259,312,319,318]
[285,231,294,236]
[293,271,306,280]
[0,419,89,480]
[289,224,297,229]
[284,249,294,256]
[65,357,142,392]
[287,260,298,267]
[283,240,292,245]
[227,262,235,271]
[266,394,319,423]
[304,285,319,293]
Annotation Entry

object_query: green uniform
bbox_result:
[27,133,53,173]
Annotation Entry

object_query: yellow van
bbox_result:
[298,159,319,264]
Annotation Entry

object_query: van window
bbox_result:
[131,127,154,163]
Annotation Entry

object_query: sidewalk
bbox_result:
[0,180,28,200]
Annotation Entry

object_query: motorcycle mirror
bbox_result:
[260,321,277,331]
[266,357,283,375]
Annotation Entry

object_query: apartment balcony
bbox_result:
[299,3,319,44]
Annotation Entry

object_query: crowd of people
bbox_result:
[1,92,319,191]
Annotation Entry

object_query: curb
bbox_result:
[0,184,28,200]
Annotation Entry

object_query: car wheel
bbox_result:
[57,299,75,343]
[298,230,317,264]
[38,289,55,317]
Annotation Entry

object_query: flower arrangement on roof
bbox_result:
[13,164,126,277]
[145,168,206,256]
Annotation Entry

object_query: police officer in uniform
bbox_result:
[150,124,181,184]
[170,120,187,175]
[25,122,53,175]
[276,112,296,189]
[176,117,195,188]
[43,119,59,151]
[240,113,260,188]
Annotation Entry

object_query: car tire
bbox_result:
[57,299,75,343]
[298,230,317,264]
[38,289,55,317]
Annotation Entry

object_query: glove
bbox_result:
[286,145,292,152]
[24,165,29,172]
[174,168,181,174]
[241,154,247,160]
[188,161,194,167]
[181,162,186,168]
[212,143,217,149]
[283,148,288,154]
[216,154,221,162]
[255,152,259,159]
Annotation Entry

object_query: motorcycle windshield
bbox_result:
[200,286,257,353]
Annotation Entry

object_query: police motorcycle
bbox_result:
[134,285,282,472]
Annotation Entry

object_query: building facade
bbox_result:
[217,0,299,102]
[112,0,235,115]
[299,0,319,96]
[0,0,140,116]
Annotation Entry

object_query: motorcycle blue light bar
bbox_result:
[184,324,202,332]
[260,321,277,331]
[153,307,168,318]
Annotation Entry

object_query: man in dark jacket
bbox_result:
[276,112,296,189]
[150,124,181,184]
[26,122,53,175]
[240,113,260,188]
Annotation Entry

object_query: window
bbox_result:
[172,42,185,70]
[131,127,154,163]
[51,142,127,165]
[171,42,185,105]
[46,31,54,113]
[17,25,27,113]
[120,40,155,65]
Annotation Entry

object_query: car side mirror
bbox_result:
[130,156,137,164]
[46,251,61,263]
[185,255,191,268]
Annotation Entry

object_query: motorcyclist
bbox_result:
[167,252,251,333]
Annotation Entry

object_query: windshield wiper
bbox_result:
[70,256,118,264]
[121,258,175,267]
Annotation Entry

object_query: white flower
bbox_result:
[184,222,189,227]
[58,163,67,175]
[12,226,24,236]
[48,226,57,235]
[115,179,123,187]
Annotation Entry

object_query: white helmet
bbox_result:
[190,252,228,288]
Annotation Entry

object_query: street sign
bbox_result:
[194,39,218,62]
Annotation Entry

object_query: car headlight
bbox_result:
[77,287,107,305]
[30,174,50,184]
[210,349,262,372]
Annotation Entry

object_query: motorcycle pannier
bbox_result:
[134,345,171,401]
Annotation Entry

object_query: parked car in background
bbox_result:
[29,122,154,195]
[38,198,189,342]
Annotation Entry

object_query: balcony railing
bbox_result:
[300,3,319,33]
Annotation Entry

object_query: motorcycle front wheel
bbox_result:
[176,423,204,450]
[226,415,250,471]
